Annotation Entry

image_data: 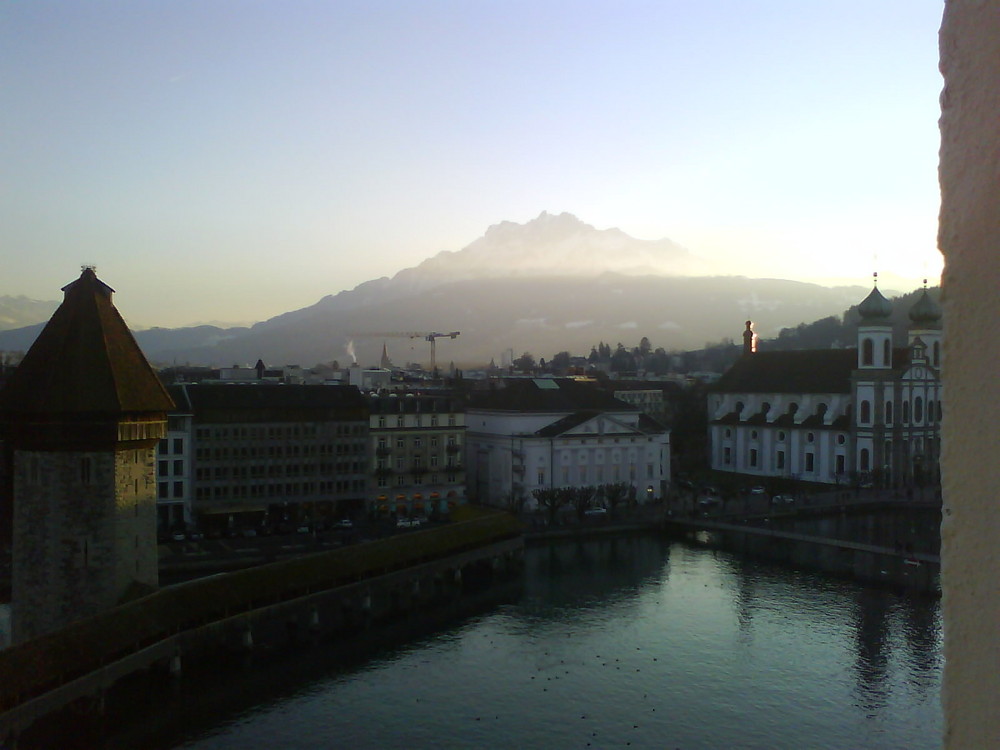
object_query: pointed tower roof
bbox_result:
[380,342,392,370]
[0,268,174,416]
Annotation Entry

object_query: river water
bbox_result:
[139,535,942,750]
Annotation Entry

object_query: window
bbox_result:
[885,401,893,424]
[173,460,183,475]
[860,448,870,472]
[914,396,924,423]
[173,438,183,454]
[903,401,910,423]
[378,416,386,428]
[173,481,183,497]
[159,439,168,454]
[158,460,168,477]
[538,470,545,485]
[777,431,785,442]
[776,451,785,470]
[724,447,732,465]
[805,453,814,472]
[883,339,891,366]
[860,401,871,424]
[933,341,940,366]
[836,455,845,475]
[862,338,874,366]
[837,434,846,445]
[158,482,168,499]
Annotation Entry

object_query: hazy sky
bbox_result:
[2,1,944,328]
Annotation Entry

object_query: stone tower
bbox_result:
[0,268,174,643]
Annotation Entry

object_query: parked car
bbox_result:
[334,519,354,529]
[771,494,795,505]
[296,525,311,534]
[171,532,186,542]
[584,507,608,517]
[750,486,766,495]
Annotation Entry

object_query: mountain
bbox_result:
[0,213,878,368]
[0,296,58,332]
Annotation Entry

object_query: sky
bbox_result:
[1,1,945,328]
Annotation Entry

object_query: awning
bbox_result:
[396,494,406,501]
[429,492,440,499]
[377,494,388,501]
[413,493,423,500]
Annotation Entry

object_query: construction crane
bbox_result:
[349,331,460,372]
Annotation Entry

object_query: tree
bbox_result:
[639,336,652,356]
[571,485,597,520]
[552,351,571,372]
[602,482,630,519]
[512,352,536,371]
[532,487,573,527]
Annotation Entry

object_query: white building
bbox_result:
[465,379,670,510]
[708,284,942,489]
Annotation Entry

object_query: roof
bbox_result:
[534,409,667,438]
[468,378,634,413]
[711,349,857,395]
[166,382,368,421]
[0,268,174,416]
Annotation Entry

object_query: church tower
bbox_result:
[0,268,174,643]
[856,273,894,369]
[907,282,943,369]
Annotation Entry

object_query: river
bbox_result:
[105,534,942,749]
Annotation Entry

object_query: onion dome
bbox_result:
[857,285,893,321]
[908,287,942,325]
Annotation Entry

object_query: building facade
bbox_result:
[368,394,465,518]
[466,379,670,511]
[708,284,942,489]
[156,383,369,533]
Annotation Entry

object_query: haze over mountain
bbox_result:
[0,213,885,368]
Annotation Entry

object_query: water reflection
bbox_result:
[96,535,941,749]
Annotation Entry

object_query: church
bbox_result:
[707,280,941,490]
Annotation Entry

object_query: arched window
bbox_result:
[938,401,943,421]
[915,396,924,423]
[860,400,871,424]
[903,401,910,423]
[883,339,892,366]
[860,448,870,471]
[927,400,935,423]
[862,338,874,366]
[933,341,940,366]
[885,401,893,424]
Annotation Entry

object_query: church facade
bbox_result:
[708,283,941,489]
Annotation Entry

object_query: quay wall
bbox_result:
[0,511,523,746]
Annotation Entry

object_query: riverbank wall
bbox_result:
[0,510,523,748]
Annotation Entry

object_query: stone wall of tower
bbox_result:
[11,445,158,643]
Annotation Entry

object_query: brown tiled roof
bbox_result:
[0,269,174,415]
[711,350,856,394]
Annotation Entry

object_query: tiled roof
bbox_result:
[166,383,368,420]
[0,269,174,415]
[469,378,634,413]
[711,350,856,394]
